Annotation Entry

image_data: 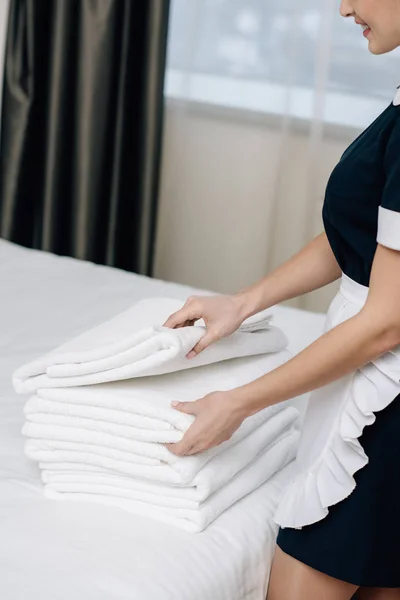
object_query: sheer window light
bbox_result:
[165,0,400,129]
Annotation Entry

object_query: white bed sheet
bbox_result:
[0,240,325,600]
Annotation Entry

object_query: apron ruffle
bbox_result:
[274,274,400,529]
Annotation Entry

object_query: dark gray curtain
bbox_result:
[0,0,170,275]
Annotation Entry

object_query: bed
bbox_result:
[0,239,326,600]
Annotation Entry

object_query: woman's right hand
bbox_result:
[163,294,249,359]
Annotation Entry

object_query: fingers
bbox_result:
[186,331,217,359]
[163,311,188,328]
[168,402,202,455]
[166,430,204,456]
[165,441,200,456]
[175,319,196,329]
[163,297,200,328]
[170,400,199,415]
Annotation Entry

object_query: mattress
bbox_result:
[0,240,325,600]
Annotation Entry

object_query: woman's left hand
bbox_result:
[165,390,247,456]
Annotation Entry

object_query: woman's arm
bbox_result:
[235,243,400,417]
[167,244,400,456]
[236,232,342,318]
[164,232,341,357]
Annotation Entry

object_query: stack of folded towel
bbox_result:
[13,297,300,532]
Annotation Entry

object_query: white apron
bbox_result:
[274,273,400,529]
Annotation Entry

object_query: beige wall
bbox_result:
[0,0,9,147]
[154,102,356,313]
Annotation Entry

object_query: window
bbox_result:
[165,0,400,129]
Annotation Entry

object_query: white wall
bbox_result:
[155,102,355,312]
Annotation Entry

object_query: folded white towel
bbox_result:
[22,354,294,485]
[13,297,287,393]
[25,406,299,498]
[42,430,299,532]
[23,350,291,437]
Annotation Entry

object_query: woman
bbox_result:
[164,1,400,598]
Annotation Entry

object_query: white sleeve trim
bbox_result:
[377,206,400,251]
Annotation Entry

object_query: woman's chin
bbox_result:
[368,43,383,55]
[367,36,397,55]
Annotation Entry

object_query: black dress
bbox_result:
[276,92,400,587]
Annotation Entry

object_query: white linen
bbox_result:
[21,354,292,471]
[13,296,287,393]
[0,239,325,600]
[20,346,299,530]
[24,406,298,501]
[21,348,291,442]
[0,466,296,600]
[274,272,400,530]
[41,431,299,533]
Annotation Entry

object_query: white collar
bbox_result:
[393,86,400,106]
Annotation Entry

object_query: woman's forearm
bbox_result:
[233,304,400,419]
[232,244,400,417]
[236,232,341,318]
